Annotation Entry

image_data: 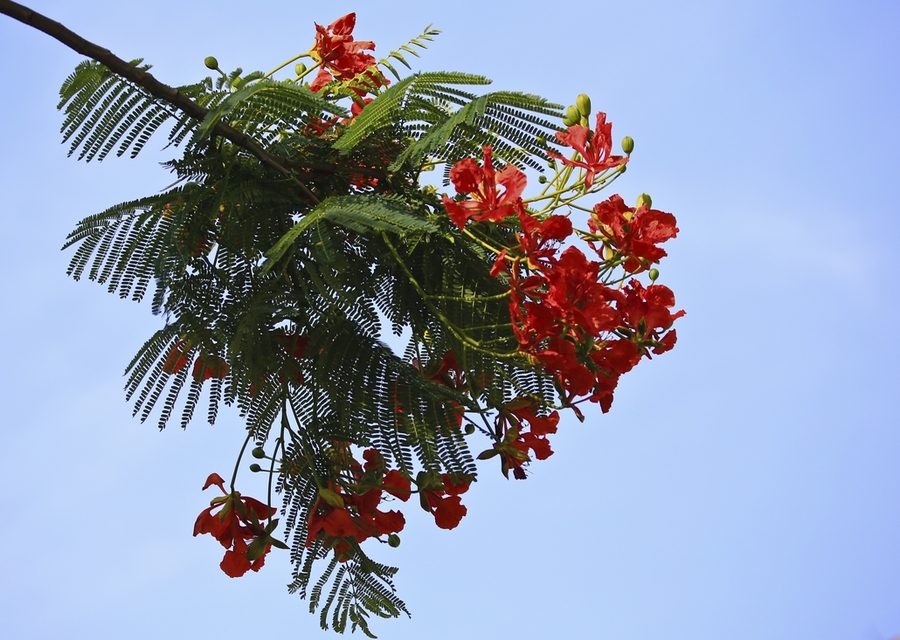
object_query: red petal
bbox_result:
[202,473,226,492]
[219,548,252,578]
[431,495,467,530]
[382,470,411,501]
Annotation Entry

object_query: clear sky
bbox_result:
[1,1,899,639]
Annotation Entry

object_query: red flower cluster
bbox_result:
[162,340,228,382]
[505,239,683,410]
[418,473,471,529]
[442,147,527,228]
[309,13,386,94]
[479,190,682,412]
[306,449,409,561]
[589,194,679,273]
[193,473,280,578]
[479,399,560,479]
[548,112,628,189]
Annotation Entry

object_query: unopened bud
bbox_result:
[649,268,660,282]
[576,94,592,117]
[464,423,476,435]
[564,105,580,126]
[204,56,219,70]
[538,175,548,184]
[637,193,652,209]
[536,135,547,146]
[251,446,266,459]
[621,136,634,155]
[249,463,262,472]
[387,534,401,548]
[294,62,307,76]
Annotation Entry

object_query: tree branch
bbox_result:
[0,0,391,204]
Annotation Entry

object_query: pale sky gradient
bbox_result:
[1,1,899,639]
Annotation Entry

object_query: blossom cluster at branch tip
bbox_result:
[309,12,387,94]
[193,473,284,578]
[548,112,628,190]
[306,448,410,562]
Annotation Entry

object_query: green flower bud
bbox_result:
[464,423,476,435]
[564,105,580,126]
[249,463,262,473]
[576,94,592,118]
[294,62,307,76]
[649,268,660,282]
[536,134,547,147]
[387,534,401,548]
[538,175,548,184]
[251,446,266,459]
[204,56,219,70]
[621,136,634,155]
[637,193,652,209]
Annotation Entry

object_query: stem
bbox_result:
[230,429,255,492]
[263,52,315,79]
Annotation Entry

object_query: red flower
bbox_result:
[309,13,385,94]
[382,469,412,501]
[442,147,527,228]
[590,195,679,273]
[617,279,685,336]
[478,401,559,479]
[514,203,574,267]
[548,112,627,190]
[191,354,228,382]
[193,473,279,578]
[162,339,190,374]
[418,350,467,428]
[420,474,471,530]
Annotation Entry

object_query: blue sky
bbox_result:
[1,1,899,638]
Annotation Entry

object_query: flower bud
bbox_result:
[576,94,592,118]
[251,446,266,459]
[649,268,660,282]
[564,105,580,126]
[621,136,634,155]
[387,534,401,548]
[637,193,652,209]
[294,62,307,76]
[538,175,548,184]
[536,134,547,147]
[204,56,219,70]
[249,463,262,472]
[464,423,476,435]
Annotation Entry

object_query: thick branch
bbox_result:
[0,0,392,202]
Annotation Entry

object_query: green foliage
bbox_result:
[58,59,217,160]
